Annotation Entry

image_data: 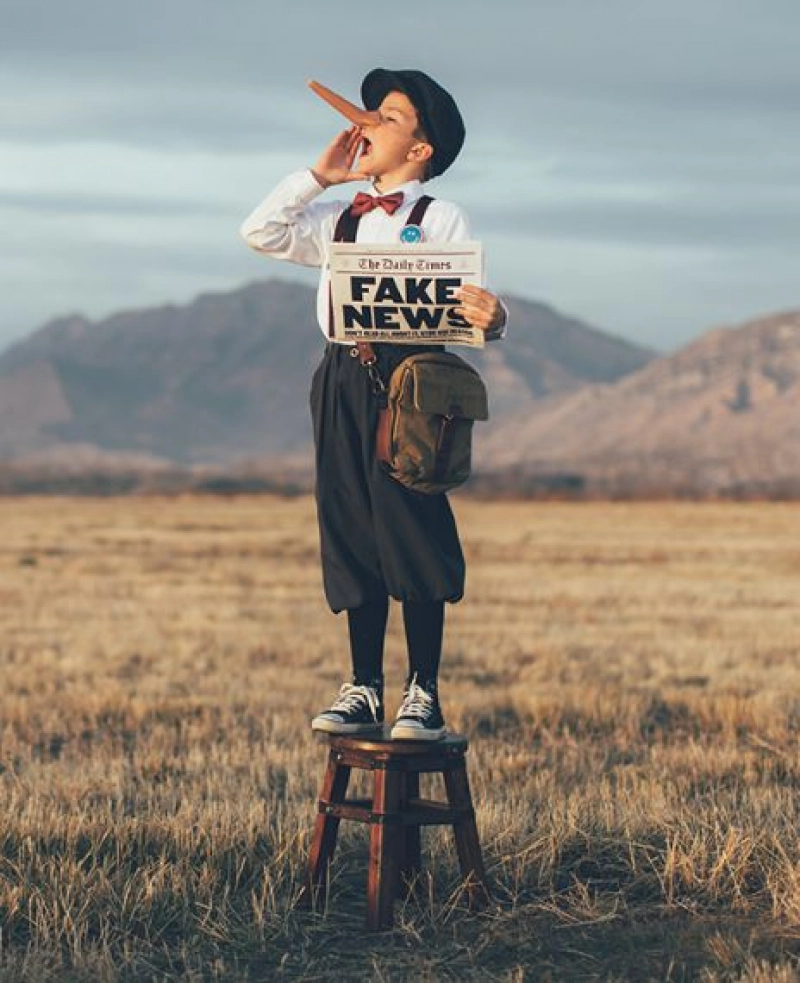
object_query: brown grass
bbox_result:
[1,495,799,981]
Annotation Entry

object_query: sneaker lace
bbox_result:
[397,676,434,720]
[330,683,380,720]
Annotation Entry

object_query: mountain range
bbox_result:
[477,309,800,493]
[0,278,797,494]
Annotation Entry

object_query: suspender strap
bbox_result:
[332,206,362,244]
[329,205,361,337]
[329,193,436,348]
[406,194,433,228]
[332,194,434,243]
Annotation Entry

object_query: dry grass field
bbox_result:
[1,494,799,982]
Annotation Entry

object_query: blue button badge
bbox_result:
[400,224,424,243]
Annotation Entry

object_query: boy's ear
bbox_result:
[408,141,434,164]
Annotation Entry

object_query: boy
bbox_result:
[240,68,506,740]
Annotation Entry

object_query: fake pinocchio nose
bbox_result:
[307,80,381,127]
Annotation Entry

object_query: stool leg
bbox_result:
[443,762,491,908]
[367,767,401,930]
[302,751,351,907]
[398,771,422,896]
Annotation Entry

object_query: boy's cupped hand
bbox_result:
[312,126,368,188]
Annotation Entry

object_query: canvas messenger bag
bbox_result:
[359,343,488,495]
[333,196,490,495]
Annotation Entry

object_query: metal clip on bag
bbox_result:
[375,351,489,495]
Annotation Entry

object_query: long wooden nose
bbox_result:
[307,80,381,127]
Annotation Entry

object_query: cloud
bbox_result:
[1,0,798,351]
[471,190,800,251]
[0,189,232,217]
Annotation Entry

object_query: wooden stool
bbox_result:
[301,726,490,930]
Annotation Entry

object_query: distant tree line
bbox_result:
[1,463,798,500]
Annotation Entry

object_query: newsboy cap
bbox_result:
[361,68,466,179]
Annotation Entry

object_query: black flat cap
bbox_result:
[361,68,465,179]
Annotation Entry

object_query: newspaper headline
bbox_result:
[329,242,485,348]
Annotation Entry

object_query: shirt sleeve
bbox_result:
[239,170,344,268]
[427,201,508,342]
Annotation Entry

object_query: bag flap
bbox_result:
[406,362,489,420]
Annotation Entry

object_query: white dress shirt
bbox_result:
[240,169,506,342]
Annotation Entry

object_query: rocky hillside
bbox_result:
[478,309,800,493]
[0,279,653,466]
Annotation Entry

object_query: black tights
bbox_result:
[347,596,444,688]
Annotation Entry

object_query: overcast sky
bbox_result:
[2,0,798,352]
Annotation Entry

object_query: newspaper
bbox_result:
[328,241,485,348]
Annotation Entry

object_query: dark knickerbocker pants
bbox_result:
[309,342,465,614]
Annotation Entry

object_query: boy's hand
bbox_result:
[312,126,368,188]
[454,286,506,333]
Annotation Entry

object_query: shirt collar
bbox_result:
[368,178,425,203]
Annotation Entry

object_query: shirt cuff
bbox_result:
[283,168,329,205]
[304,168,331,196]
[484,298,509,341]
[239,169,328,242]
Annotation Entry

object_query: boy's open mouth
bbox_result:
[360,136,373,158]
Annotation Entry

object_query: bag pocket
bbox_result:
[384,353,488,495]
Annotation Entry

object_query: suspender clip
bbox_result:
[366,362,387,398]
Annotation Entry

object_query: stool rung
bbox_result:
[319,796,474,826]
[319,797,372,822]
[404,797,475,826]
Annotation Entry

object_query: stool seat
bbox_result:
[327,728,468,754]
[301,726,490,930]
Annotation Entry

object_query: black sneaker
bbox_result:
[390,675,447,741]
[311,680,384,735]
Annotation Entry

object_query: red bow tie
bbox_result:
[350,191,404,217]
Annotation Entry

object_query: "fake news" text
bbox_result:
[342,275,470,331]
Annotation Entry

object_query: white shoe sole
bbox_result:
[311,716,383,735]
[390,722,447,741]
